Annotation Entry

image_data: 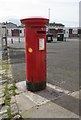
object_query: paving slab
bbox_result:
[16,81,79,118]
[15,81,79,118]
[21,101,79,118]
[15,93,36,114]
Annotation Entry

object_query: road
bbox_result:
[47,39,79,92]
[8,38,79,92]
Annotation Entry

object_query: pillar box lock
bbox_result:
[20,17,49,92]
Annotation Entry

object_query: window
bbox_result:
[20,30,22,33]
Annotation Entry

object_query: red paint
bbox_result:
[21,18,49,83]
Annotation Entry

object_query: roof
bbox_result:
[5,22,17,28]
[47,22,65,27]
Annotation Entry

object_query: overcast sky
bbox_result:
[0,0,80,27]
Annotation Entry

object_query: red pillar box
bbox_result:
[20,17,49,92]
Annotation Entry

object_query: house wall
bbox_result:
[19,28,24,37]
[5,22,24,37]
[12,29,19,37]
[49,29,63,37]
[47,23,65,37]
[64,27,80,38]
[7,28,24,37]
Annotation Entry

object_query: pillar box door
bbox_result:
[20,17,49,92]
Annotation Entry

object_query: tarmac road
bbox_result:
[47,39,79,92]
[8,38,79,92]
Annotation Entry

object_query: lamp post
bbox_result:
[48,8,50,23]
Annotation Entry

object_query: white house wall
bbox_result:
[64,27,79,38]
[19,28,24,37]
[72,29,78,34]
[7,28,24,37]
[7,28,12,36]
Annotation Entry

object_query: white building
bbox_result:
[7,27,24,37]
[79,1,81,27]
[47,22,65,37]
[64,27,79,38]
[18,27,24,37]
[5,22,24,37]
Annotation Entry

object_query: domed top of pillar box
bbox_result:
[20,17,49,26]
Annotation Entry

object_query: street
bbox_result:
[47,39,79,92]
[8,38,79,92]
[3,37,80,118]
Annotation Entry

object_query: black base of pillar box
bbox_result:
[26,80,46,92]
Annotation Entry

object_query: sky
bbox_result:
[0,0,80,27]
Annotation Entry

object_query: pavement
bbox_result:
[15,80,80,118]
[0,37,81,119]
